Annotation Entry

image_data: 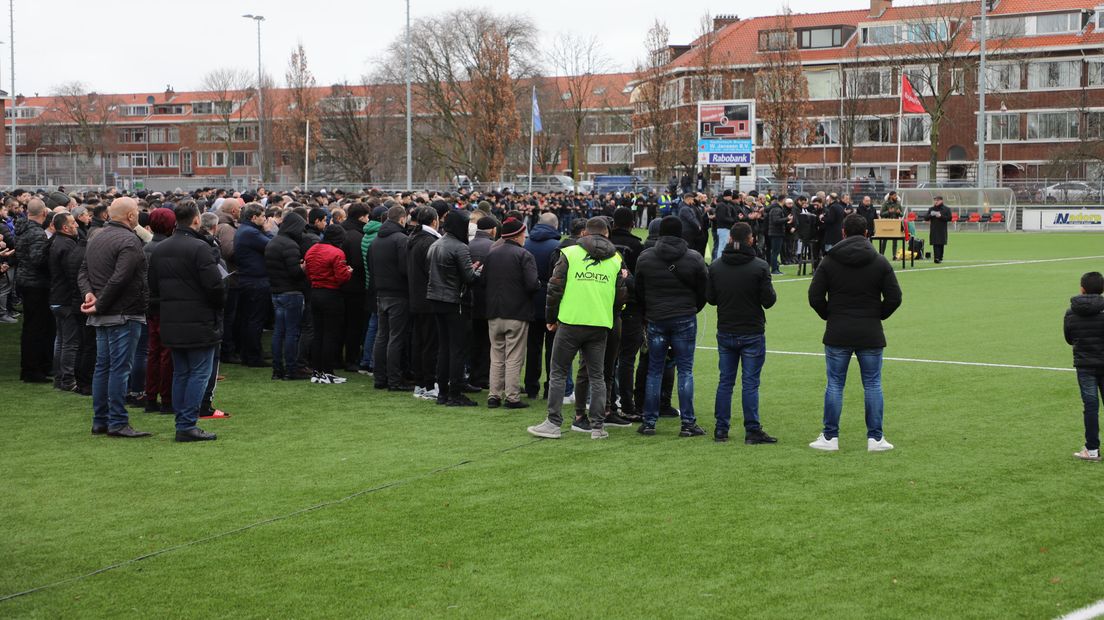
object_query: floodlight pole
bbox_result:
[9,0,15,188]
[405,0,413,190]
[977,0,988,188]
[243,14,265,186]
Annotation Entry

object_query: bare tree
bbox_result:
[547,33,612,180]
[315,80,403,183]
[200,68,254,177]
[755,11,815,184]
[273,43,321,181]
[531,78,570,175]
[50,82,116,162]
[634,19,679,181]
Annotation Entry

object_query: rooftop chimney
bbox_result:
[869,0,892,18]
[713,14,739,32]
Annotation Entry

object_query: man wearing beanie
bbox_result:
[468,215,499,390]
[528,217,627,440]
[634,215,709,437]
[483,217,539,409]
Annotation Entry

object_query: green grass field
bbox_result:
[2,232,1103,619]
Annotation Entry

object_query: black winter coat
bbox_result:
[927,205,951,246]
[148,226,226,349]
[484,239,540,322]
[340,218,366,295]
[48,232,79,307]
[426,211,479,306]
[707,244,776,335]
[468,230,494,318]
[1064,294,1104,371]
[14,218,50,289]
[808,235,902,349]
[406,226,439,313]
[635,235,708,322]
[822,202,847,247]
[369,220,409,298]
[265,213,308,294]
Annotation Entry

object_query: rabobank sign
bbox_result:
[698,152,752,165]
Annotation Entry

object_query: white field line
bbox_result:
[1056,600,1104,620]
[772,255,1104,284]
[694,347,1074,373]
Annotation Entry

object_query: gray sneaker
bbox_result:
[527,419,562,439]
[0,314,16,324]
[591,428,609,440]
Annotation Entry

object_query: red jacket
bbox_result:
[304,242,352,290]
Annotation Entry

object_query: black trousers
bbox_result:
[434,308,468,400]
[933,244,945,262]
[238,285,269,365]
[310,289,344,374]
[411,312,438,389]
[469,317,490,388]
[525,320,555,398]
[373,296,409,388]
[18,286,53,381]
[221,286,240,358]
[617,310,645,416]
[342,290,366,369]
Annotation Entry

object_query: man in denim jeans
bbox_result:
[808,214,902,452]
[707,222,778,444]
[264,212,311,380]
[1063,272,1104,461]
[634,216,709,437]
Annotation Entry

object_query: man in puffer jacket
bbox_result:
[368,205,411,392]
[264,212,311,381]
[1065,271,1104,461]
[15,198,54,383]
[426,209,481,406]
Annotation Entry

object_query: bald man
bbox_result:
[78,197,152,438]
[15,198,55,383]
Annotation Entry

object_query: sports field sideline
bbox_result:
[2,231,1103,618]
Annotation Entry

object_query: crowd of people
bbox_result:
[0,180,983,450]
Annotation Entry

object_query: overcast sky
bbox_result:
[14,0,896,97]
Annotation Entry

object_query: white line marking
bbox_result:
[773,255,1104,284]
[694,347,1074,373]
[1056,600,1104,620]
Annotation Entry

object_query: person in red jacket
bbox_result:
[304,225,352,384]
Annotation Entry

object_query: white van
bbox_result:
[514,175,576,192]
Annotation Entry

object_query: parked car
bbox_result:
[513,174,576,193]
[593,175,643,194]
[1037,182,1101,204]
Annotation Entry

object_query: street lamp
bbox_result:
[242,14,265,186]
[998,101,1007,188]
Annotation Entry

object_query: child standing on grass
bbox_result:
[1064,271,1104,461]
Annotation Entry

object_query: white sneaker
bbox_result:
[1074,447,1101,461]
[809,434,839,451]
[412,386,426,399]
[868,437,895,452]
[421,385,440,400]
[311,371,334,384]
[527,419,562,439]
[327,373,347,384]
[591,428,609,440]
[563,393,575,405]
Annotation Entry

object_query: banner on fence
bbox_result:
[1022,208,1104,231]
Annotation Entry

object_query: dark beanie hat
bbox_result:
[659,215,683,238]
[322,224,346,246]
[477,215,499,231]
[500,216,526,238]
[45,191,70,208]
[613,207,634,229]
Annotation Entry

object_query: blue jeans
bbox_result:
[714,333,766,434]
[129,323,148,394]
[643,316,697,427]
[1077,369,1103,451]
[271,292,305,373]
[769,236,783,272]
[92,321,142,431]
[171,346,217,431]
[359,312,378,369]
[714,228,731,260]
[822,345,884,440]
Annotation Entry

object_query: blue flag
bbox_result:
[532,88,542,133]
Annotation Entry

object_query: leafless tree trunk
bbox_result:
[755,11,814,186]
[201,68,253,178]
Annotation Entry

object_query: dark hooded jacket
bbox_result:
[707,242,776,335]
[340,217,366,295]
[148,226,225,349]
[233,220,271,287]
[1064,294,1104,371]
[426,210,479,306]
[635,235,708,321]
[469,230,494,318]
[545,234,627,326]
[523,223,563,323]
[369,219,409,298]
[14,217,50,289]
[484,237,540,322]
[265,212,308,294]
[407,225,439,313]
[822,200,847,247]
[48,232,80,307]
[808,235,902,349]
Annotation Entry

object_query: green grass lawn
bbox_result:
[2,232,1103,618]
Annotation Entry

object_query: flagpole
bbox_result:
[896,76,904,191]
[528,86,536,193]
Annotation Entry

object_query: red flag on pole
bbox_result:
[901,75,925,114]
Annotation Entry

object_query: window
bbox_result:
[3,106,43,119]
[864,25,897,45]
[148,152,181,168]
[949,68,967,95]
[192,101,213,114]
[233,125,259,141]
[985,64,1021,92]
[153,104,185,115]
[193,100,236,115]
[585,115,632,134]
[811,119,840,145]
[758,30,795,51]
[1086,112,1104,139]
[1089,60,1104,86]
[587,144,633,164]
[232,152,254,167]
[1036,12,1079,34]
[902,66,936,97]
[119,105,149,117]
[4,130,26,146]
[148,127,179,144]
[987,113,1021,140]
[975,12,1080,38]
[904,21,949,43]
[805,69,842,100]
[853,118,893,144]
[660,79,684,109]
[117,152,149,168]
[690,76,723,100]
[633,128,653,155]
[1027,60,1080,90]
[730,79,748,99]
[847,69,893,97]
[799,27,844,49]
[1026,111,1079,140]
[986,16,1026,38]
[320,96,368,112]
[901,116,931,143]
[117,127,147,144]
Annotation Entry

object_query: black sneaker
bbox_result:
[604,413,633,428]
[462,384,483,394]
[679,424,706,438]
[714,431,729,443]
[504,399,530,410]
[745,429,778,445]
[636,423,656,436]
[659,407,680,418]
[446,395,478,407]
[272,370,285,381]
[570,416,592,432]
[374,382,389,390]
[487,397,502,409]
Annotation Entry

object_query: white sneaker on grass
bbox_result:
[527,419,562,439]
[809,434,839,451]
[868,437,895,452]
[1074,447,1101,461]
[563,393,575,405]
[591,428,609,440]
[327,373,347,384]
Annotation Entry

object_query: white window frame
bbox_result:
[852,116,894,145]
[985,62,1023,93]
[633,127,653,155]
[846,68,894,98]
[900,115,932,144]
[902,64,937,97]
[1024,109,1080,141]
[986,112,1021,141]
[806,69,842,101]
[586,144,633,165]
[1026,58,1082,91]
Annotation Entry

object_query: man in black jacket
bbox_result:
[677,193,708,256]
[713,191,738,260]
[634,216,709,437]
[15,198,54,383]
[707,222,778,444]
[467,216,498,390]
[926,196,951,263]
[407,206,441,400]
[483,217,540,408]
[264,212,310,381]
[149,201,224,442]
[1064,271,1104,461]
[49,213,81,391]
[369,205,411,391]
[808,214,903,452]
[610,208,646,421]
[821,194,847,252]
[340,203,370,371]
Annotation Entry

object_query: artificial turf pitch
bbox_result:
[1,231,1103,618]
